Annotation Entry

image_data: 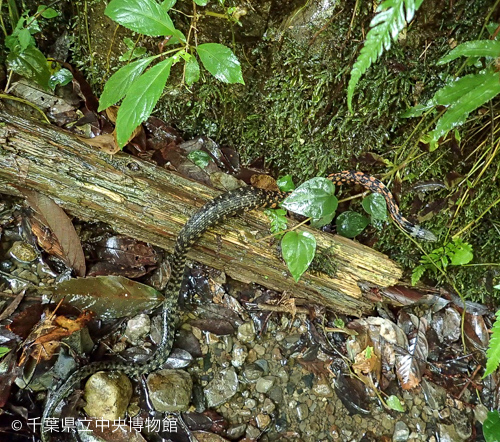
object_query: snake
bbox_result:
[40,170,436,441]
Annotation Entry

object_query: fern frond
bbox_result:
[347,0,424,112]
[484,310,500,378]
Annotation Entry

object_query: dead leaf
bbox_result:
[77,133,120,155]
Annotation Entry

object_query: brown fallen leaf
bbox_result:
[77,133,120,155]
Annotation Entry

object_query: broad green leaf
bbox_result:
[18,28,33,50]
[264,208,288,234]
[194,0,209,5]
[336,211,369,238]
[438,40,500,65]
[448,239,473,265]
[105,0,184,39]
[0,347,11,358]
[428,69,500,149]
[401,102,434,118]
[310,212,335,228]
[281,231,316,282]
[48,68,73,89]
[282,178,338,219]
[277,175,295,192]
[116,57,173,147]
[386,395,405,412]
[483,311,500,378]
[484,410,500,442]
[37,6,59,18]
[362,193,387,220]
[433,73,490,106]
[7,45,50,89]
[184,56,200,86]
[188,150,211,168]
[196,43,244,84]
[98,56,155,111]
[161,0,177,11]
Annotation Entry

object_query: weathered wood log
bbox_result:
[0,108,403,316]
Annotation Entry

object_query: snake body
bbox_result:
[40,171,435,441]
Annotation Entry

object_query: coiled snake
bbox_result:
[40,170,436,441]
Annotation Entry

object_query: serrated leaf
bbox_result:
[362,193,387,220]
[264,208,288,234]
[188,150,212,168]
[7,45,50,89]
[277,175,295,192]
[282,177,337,219]
[438,40,500,65]
[196,43,244,84]
[184,56,200,86]
[483,311,500,378]
[105,0,184,40]
[116,57,173,147]
[347,0,424,112]
[281,231,316,282]
[336,211,369,238]
[386,395,405,411]
[448,239,473,265]
[411,265,426,286]
[98,56,155,112]
[428,69,500,149]
[483,410,500,442]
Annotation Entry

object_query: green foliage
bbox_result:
[100,0,244,147]
[264,208,288,235]
[483,311,500,378]
[336,211,370,238]
[0,347,10,359]
[281,231,316,282]
[3,5,63,90]
[277,175,295,192]
[188,150,212,168]
[347,0,424,112]
[362,193,388,220]
[403,39,500,151]
[119,37,148,61]
[386,395,405,412]
[282,178,338,219]
[411,238,473,285]
[483,410,500,442]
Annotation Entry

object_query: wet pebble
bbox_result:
[124,313,151,344]
[237,321,255,343]
[147,369,192,412]
[204,367,239,407]
[393,421,410,441]
[9,241,38,263]
[255,376,276,393]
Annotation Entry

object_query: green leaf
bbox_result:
[0,347,11,358]
[18,28,33,49]
[494,284,500,290]
[362,193,387,220]
[196,43,244,84]
[277,175,295,192]
[433,73,491,107]
[438,40,500,65]
[347,0,424,112]
[483,311,500,378]
[281,231,316,282]
[7,45,50,89]
[428,69,500,149]
[448,238,473,266]
[333,318,345,328]
[336,211,369,238]
[98,56,155,111]
[282,177,338,219]
[105,0,184,40]
[411,265,426,286]
[184,56,200,86]
[188,150,212,168]
[194,0,209,5]
[161,0,177,11]
[484,410,500,442]
[400,102,435,118]
[48,68,73,89]
[386,395,405,412]
[264,208,288,234]
[116,57,173,147]
[37,5,59,18]
[310,212,335,228]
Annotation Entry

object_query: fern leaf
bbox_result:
[411,265,426,286]
[484,310,500,378]
[347,0,424,112]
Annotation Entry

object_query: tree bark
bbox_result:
[0,108,403,316]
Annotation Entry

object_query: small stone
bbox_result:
[204,367,239,407]
[9,241,38,263]
[393,421,409,441]
[255,413,271,429]
[84,371,132,420]
[296,403,309,420]
[237,322,256,343]
[242,363,264,382]
[253,344,266,356]
[246,424,260,439]
[244,398,257,409]
[226,423,246,439]
[312,378,333,397]
[124,314,151,344]
[147,369,192,412]
[255,376,275,393]
[231,342,248,368]
[474,404,489,424]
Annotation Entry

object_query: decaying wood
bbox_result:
[0,109,403,316]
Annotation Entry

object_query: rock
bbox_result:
[237,322,256,343]
[124,314,151,344]
[255,376,276,393]
[392,421,409,441]
[9,241,38,263]
[84,371,132,420]
[146,369,192,412]
[204,367,239,407]
[231,342,248,368]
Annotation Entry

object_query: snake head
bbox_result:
[410,225,437,242]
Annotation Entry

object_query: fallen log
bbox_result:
[0,108,403,316]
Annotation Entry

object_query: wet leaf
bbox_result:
[20,189,86,277]
[386,395,405,412]
[184,56,200,86]
[336,211,369,238]
[484,410,500,442]
[116,57,173,147]
[188,150,212,168]
[282,177,337,219]
[37,5,59,18]
[0,347,10,358]
[281,231,316,282]
[483,310,500,378]
[48,67,73,89]
[277,175,295,192]
[438,40,500,64]
[362,193,387,220]
[264,208,287,234]
[196,43,244,84]
[98,56,155,111]
[7,45,50,89]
